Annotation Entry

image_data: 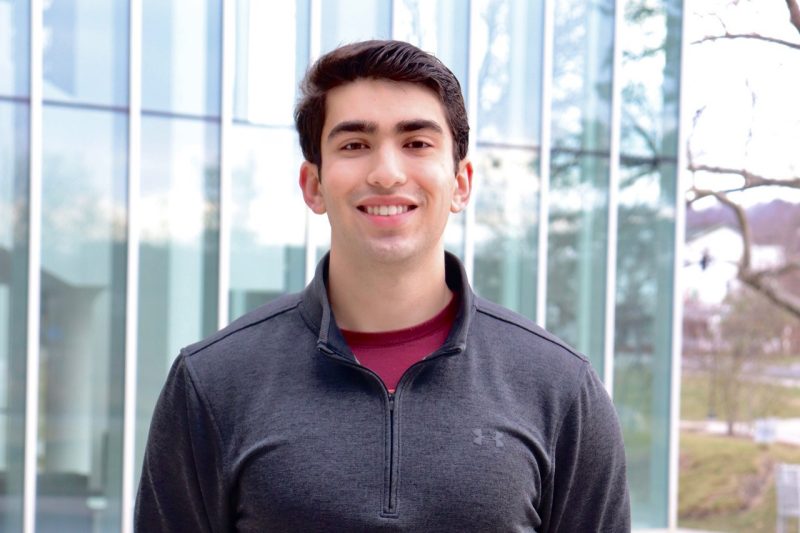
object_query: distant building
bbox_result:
[684,223,784,306]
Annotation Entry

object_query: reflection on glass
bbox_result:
[614,163,675,528]
[142,0,222,116]
[614,0,681,527]
[43,0,128,106]
[473,0,544,144]
[0,101,29,533]
[394,0,470,100]
[619,0,681,161]
[135,115,220,482]
[320,0,391,54]
[0,0,30,97]
[547,0,614,372]
[472,148,538,320]
[551,0,614,151]
[229,125,306,318]
[234,0,304,126]
[547,151,608,371]
[38,106,127,532]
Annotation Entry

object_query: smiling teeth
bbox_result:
[365,205,410,216]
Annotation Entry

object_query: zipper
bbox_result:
[317,342,462,517]
[386,393,397,515]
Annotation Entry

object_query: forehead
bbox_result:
[322,79,448,136]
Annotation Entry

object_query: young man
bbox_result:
[136,40,630,532]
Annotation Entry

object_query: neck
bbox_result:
[327,248,451,332]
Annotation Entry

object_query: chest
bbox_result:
[227,382,547,532]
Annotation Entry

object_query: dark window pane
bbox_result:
[43,0,128,106]
[0,0,30,97]
[38,106,128,532]
[142,0,222,116]
[0,100,29,533]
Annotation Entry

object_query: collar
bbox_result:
[298,251,474,361]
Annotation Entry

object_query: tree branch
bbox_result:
[687,163,800,190]
[750,260,800,281]
[692,32,800,50]
[687,187,800,320]
[688,188,753,270]
[740,273,800,319]
[788,0,800,36]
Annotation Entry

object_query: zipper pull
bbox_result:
[388,394,395,412]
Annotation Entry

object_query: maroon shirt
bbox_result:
[341,294,458,393]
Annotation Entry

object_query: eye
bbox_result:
[405,140,432,149]
[342,141,368,151]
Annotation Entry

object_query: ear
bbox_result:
[299,161,326,214]
[450,159,473,213]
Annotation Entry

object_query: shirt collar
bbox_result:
[298,251,474,359]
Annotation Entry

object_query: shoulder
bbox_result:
[183,292,303,358]
[472,296,588,366]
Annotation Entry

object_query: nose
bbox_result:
[366,145,406,189]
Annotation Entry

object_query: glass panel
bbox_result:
[135,115,220,482]
[615,162,675,528]
[0,101,29,533]
[550,0,614,151]
[394,0,470,101]
[473,0,544,145]
[0,0,30,97]
[614,0,682,527]
[234,0,304,126]
[320,0,391,54]
[547,0,614,371]
[142,0,222,116]
[229,125,306,318]
[546,151,609,369]
[472,148,538,320]
[38,106,127,533]
[43,0,128,106]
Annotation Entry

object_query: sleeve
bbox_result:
[135,353,231,533]
[540,363,631,532]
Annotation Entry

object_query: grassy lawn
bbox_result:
[679,370,800,531]
[681,373,800,421]
[679,431,800,532]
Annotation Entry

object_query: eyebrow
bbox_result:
[326,120,378,140]
[395,119,444,135]
[326,119,445,141]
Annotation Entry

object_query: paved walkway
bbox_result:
[682,418,800,446]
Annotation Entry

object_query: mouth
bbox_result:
[358,204,417,216]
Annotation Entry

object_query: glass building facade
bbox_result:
[0,0,684,530]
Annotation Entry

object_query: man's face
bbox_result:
[300,78,471,266]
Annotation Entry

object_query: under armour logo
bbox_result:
[473,428,504,448]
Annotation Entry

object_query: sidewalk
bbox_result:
[682,418,800,446]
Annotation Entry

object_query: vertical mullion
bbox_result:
[669,0,689,527]
[603,0,624,396]
[121,0,142,530]
[304,0,322,285]
[536,0,554,328]
[463,0,478,282]
[218,0,234,328]
[23,0,42,531]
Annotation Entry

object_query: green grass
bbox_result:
[679,431,800,532]
[681,374,800,421]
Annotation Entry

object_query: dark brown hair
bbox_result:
[294,40,469,171]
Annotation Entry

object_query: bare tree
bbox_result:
[686,0,800,319]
